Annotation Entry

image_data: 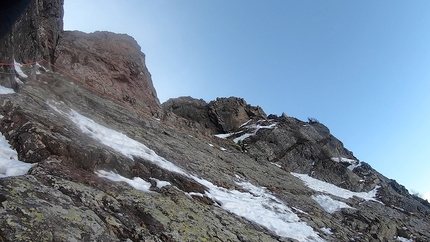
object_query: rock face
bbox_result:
[55,31,161,115]
[162,96,266,134]
[0,0,64,89]
[0,1,430,241]
[0,0,64,65]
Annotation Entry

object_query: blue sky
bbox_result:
[63,0,430,199]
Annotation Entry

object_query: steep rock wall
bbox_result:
[0,0,64,64]
[55,31,161,115]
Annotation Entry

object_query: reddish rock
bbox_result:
[54,31,161,115]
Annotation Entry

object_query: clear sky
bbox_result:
[63,0,430,199]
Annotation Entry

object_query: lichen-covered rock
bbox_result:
[0,0,429,241]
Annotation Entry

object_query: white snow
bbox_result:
[150,178,171,188]
[239,119,252,127]
[220,147,227,151]
[47,104,324,241]
[233,122,277,143]
[292,173,379,201]
[292,206,309,215]
[67,109,187,176]
[320,227,333,235]
[0,85,15,94]
[208,143,214,147]
[0,133,34,178]
[331,157,362,171]
[194,178,324,242]
[312,194,354,214]
[14,60,28,78]
[214,133,234,139]
[96,170,152,192]
[397,237,413,242]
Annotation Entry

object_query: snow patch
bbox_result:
[51,104,324,241]
[233,122,277,143]
[96,170,152,192]
[0,85,15,94]
[214,133,234,139]
[397,236,413,242]
[194,178,324,241]
[331,157,362,171]
[292,173,379,201]
[14,60,28,78]
[0,133,34,178]
[292,207,309,215]
[320,227,333,235]
[312,194,354,213]
[150,178,171,188]
[67,109,187,176]
[239,119,252,127]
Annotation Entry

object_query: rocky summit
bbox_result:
[0,1,429,242]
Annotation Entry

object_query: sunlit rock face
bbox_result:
[0,0,429,241]
[55,30,161,116]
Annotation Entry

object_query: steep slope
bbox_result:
[0,1,429,241]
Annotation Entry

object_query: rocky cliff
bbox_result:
[0,1,429,242]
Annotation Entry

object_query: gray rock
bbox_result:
[0,1,429,241]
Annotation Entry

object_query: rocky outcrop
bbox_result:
[0,0,430,241]
[208,97,266,133]
[0,0,64,66]
[0,0,64,90]
[162,96,266,134]
[55,31,161,115]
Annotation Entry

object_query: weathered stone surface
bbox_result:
[55,30,161,116]
[0,0,64,64]
[162,96,267,134]
[208,97,266,133]
[0,0,429,241]
[0,0,64,90]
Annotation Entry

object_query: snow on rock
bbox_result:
[215,120,277,144]
[194,178,324,242]
[0,133,34,178]
[50,104,324,241]
[312,194,354,214]
[0,85,15,95]
[331,157,362,171]
[239,119,252,127]
[96,170,152,192]
[67,109,187,176]
[320,227,334,235]
[14,60,28,78]
[214,133,231,139]
[150,178,171,188]
[292,173,379,201]
[214,133,234,139]
[397,236,413,242]
[233,121,277,143]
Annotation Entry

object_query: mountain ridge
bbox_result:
[0,1,429,241]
